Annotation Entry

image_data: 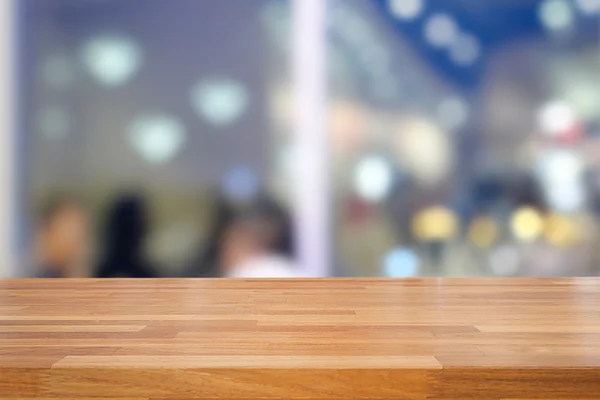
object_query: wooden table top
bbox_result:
[1,278,600,399]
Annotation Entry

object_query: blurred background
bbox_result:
[1,0,600,278]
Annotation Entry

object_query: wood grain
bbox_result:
[0,278,599,399]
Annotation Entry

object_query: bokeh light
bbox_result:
[538,0,574,32]
[353,155,394,203]
[395,117,453,187]
[537,150,586,212]
[389,0,424,21]
[537,150,585,184]
[468,216,499,248]
[191,78,249,127]
[81,34,142,87]
[576,0,600,15]
[128,114,187,164]
[511,207,544,242]
[449,33,481,66]
[383,247,420,277]
[412,206,458,242]
[544,213,580,247]
[424,13,458,48]
[545,183,585,213]
[537,100,577,137]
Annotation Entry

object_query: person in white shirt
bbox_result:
[192,195,303,278]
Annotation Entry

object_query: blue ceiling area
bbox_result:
[372,0,600,89]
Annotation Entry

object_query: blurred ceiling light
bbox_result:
[395,117,453,186]
[537,149,585,212]
[128,114,186,164]
[81,34,142,87]
[576,0,600,15]
[383,247,420,277]
[41,55,74,89]
[353,155,394,203]
[544,213,580,247]
[488,245,520,276]
[537,100,577,136]
[38,106,71,140]
[436,96,469,131]
[222,166,259,203]
[449,33,481,66]
[412,206,458,242]
[538,0,574,32]
[511,207,544,242]
[424,13,458,48]
[191,78,249,127]
[468,216,499,248]
[389,0,424,21]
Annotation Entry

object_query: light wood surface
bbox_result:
[1,278,599,399]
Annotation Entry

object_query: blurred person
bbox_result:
[191,195,301,278]
[96,193,158,278]
[34,196,89,278]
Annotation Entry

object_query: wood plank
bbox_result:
[43,368,434,399]
[0,278,599,399]
[0,325,146,332]
[53,355,441,369]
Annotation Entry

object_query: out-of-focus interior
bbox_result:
[328,0,600,277]
[9,0,600,278]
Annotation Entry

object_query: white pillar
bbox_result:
[0,0,16,277]
[292,0,329,277]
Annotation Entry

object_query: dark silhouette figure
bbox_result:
[96,194,157,278]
